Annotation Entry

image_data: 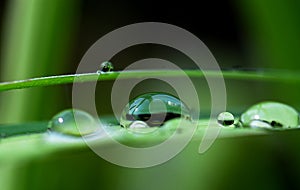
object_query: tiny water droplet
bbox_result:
[217,112,235,127]
[120,93,191,130]
[97,61,114,73]
[49,109,98,136]
[240,101,299,129]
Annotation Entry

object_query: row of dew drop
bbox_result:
[2,61,299,139]
[51,61,300,137]
[49,94,300,138]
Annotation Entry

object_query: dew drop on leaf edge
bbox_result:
[120,93,192,132]
[240,101,299,129]
[217,112,235,127]
[49,109,98,136]
[97,61,114,73]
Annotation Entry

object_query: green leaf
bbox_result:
[1,70,300,92]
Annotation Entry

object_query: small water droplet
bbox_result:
[49,109,98,136]
[240,101,299,129]
[97,61,114,73]
[217,112,235,127]
[120,93,191,130]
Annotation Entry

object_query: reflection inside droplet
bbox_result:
[129,121,148,129]
[127,121,158,134]
[249,120,272,129]
[120,93,191,131]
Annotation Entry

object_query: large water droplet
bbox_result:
[98,61,114,73]
[49,109,98,136]
[240,101,299,129]
[120,93,191,130]
[217,112,235,127]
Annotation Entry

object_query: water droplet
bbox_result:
[217,112,235,127]
[97,61,114,73]
[49,109,98,136]
[240,101,299,129]
[120,93,191,130]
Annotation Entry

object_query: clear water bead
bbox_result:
[217,112,235,126]
[240,101,299,129]
[120,93,191,129]
[98,61,114,72]
[49,109,98,136]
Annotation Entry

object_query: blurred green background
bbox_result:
[1,0,300,189]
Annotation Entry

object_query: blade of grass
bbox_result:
[0,118,267,144]
[0,70,300,92]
